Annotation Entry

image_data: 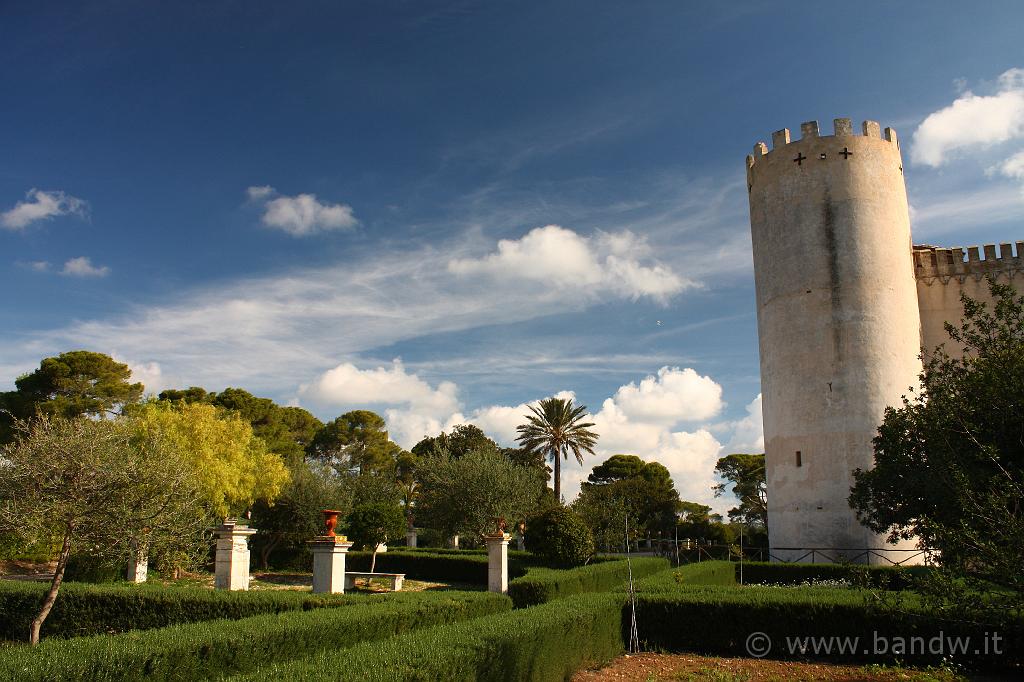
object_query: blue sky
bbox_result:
[3,2,1023,508]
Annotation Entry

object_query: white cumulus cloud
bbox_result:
[1,189,89,230]
[989,149,1024,182]
[246,185,358,236]
[60,256,110,278]
[911,68,1024,167]
[608,366,724,425]
[448,224,692,304]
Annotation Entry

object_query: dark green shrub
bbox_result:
[508,557,669,608]
[0,591,510,681]
[64,554,124,584]
[633,584,1022,668]
[229,592,624,681]
[525,506,594,567]
[739,561,928,589]
[0,580,367,640]
[638,560,735,587]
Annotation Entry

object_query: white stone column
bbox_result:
[406,529,418,548]
[126,546,148,584]
[448,534,460,549]
[308,537,354,594]
[213,521,257,591]
[484,533,510,593]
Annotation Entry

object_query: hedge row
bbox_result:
[507,557,669,608]
[0,591,510,681]
[0,580,367,640]
[738,561,929,589]
[229,592,625,681]
[633,583,1021,668]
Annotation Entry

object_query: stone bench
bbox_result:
[344,571,405,591]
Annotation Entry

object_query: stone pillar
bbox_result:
[484,533,510,593]
[406,529,418,548]
[213,521,257,591]
[448,534,459,549]
[308,536,354,594]
[126,546,148,584]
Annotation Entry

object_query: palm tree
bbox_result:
[515,397,598,502]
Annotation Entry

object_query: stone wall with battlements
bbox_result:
[914,243,1024,357]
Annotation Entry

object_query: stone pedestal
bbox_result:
[406,529,418,548]
[213,521,257,591]
[484,533,510,593]
[448,534,460,549]
[126,547,148,583]
[308,536,354,594]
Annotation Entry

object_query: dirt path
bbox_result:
[573,652,975,681]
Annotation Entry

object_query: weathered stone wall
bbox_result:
[914,244,1024,358]
[746,118,922,564]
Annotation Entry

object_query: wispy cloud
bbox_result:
[60,256,110,278]
[246,185,358,236]
[1,189,89,230]
[17,260,52,272]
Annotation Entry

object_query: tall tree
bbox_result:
[0,415,206,644]
[579,454,681,537]
[307,410,402,475]
[516,397,598,501]
[416,450,547,540]
[129,401,290,518]
[411,424,499,459]
[0,351,144,443]
[849,280,1024,614]
[712,453,767,528]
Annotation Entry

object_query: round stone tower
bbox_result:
[746,118,922,564]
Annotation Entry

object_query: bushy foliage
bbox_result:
[0,580,368,640]
[0,591,510,681]
[508,557,669,608]
[416,450,547,540]
[575,455,680,545]
[227,592,624,682]
[850,281,1024,616]
[525,506,594,567]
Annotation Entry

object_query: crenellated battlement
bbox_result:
[913,243,1024,282]
[746,118,899,170]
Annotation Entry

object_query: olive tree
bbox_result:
[0,415,206,644]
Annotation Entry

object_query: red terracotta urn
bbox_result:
[321,509,341,537]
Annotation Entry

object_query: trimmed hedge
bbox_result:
[738,561,929,589]
[630,561,737,585]
[345,550,535,584]
[0,591,510,681]
[230,592,625,681]
[508,557,669,608]
[0,580,368,640]
[633,583,1021,667]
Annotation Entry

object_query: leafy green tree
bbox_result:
[0,415,206,644]
[412,424,500,459]
[158,387,322,465]
[849,280,1024,614]
[571,483,629,552]
[525,506,595,567]
[308,410,402,475]
[712,453,767,529]
[0,351,144,443]
[675,501,734,545]
[346,502,406,572]
[129,401,290,518]
[416,450,547,540]
[578,454,681,538]
[516,397,598,501]
[249,460,354,568]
